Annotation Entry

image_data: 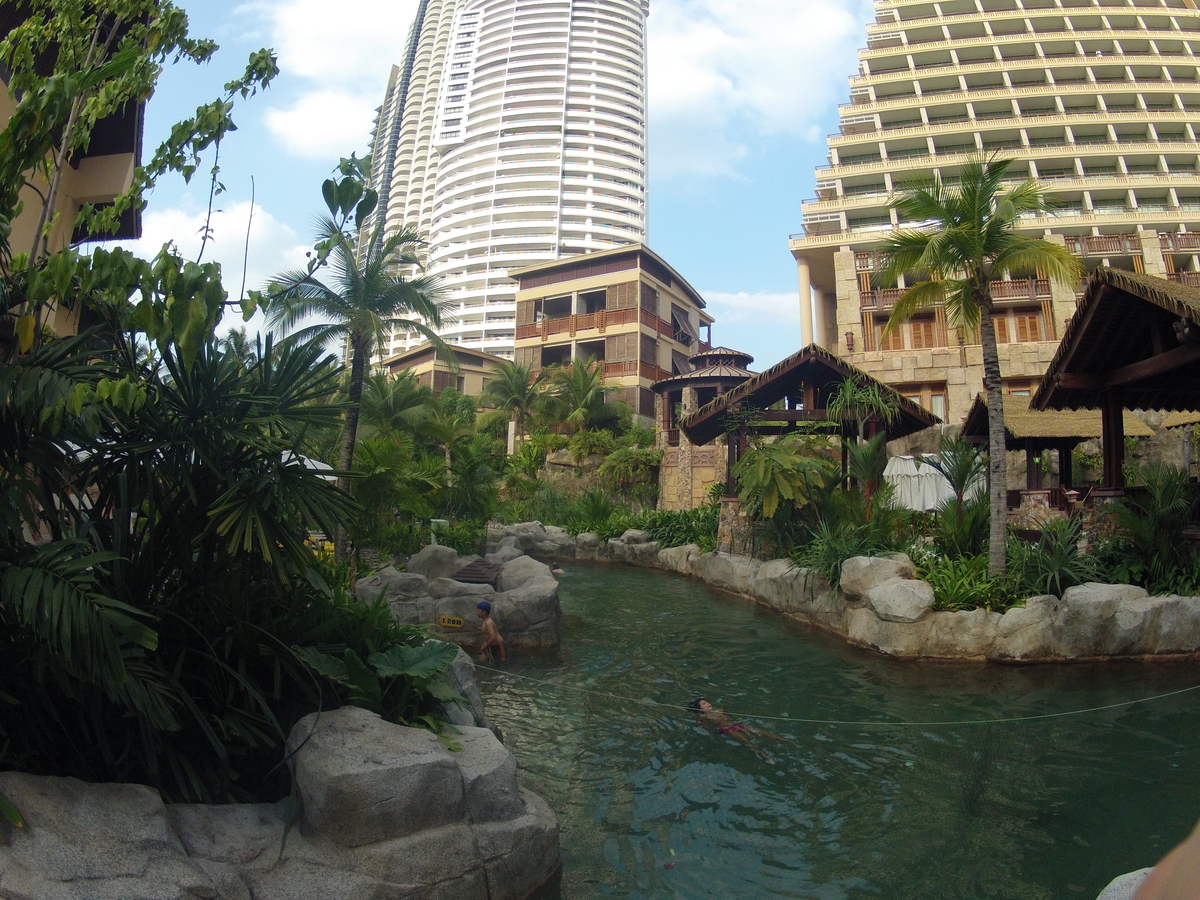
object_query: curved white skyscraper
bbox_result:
[368,0,650,361]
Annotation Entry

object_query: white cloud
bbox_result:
[264,89,380,159]
[702,291,801,365]
[648,0,874,177]
[120,199,310,305]
[240,0,420,158]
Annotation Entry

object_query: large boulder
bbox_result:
[407,544,466,581]
[436,647,489,728]
[991,596,1060,661]
[1053,583,1150,657]
[497,555,554,592]
[618,529,652,544]
[485,545,525,566]
[494,576,562,649]
[689,552,762,595]
[925,607,1001,658]
[749,559,834,615]
[574,532,606,561]
[658,543,700,574]
[533,525,576,559]
[429,577,496,599]
[506,522,548,551]
[864,577,934,624]
[354,566,429,604]
[607,536,661,567]
[0,772,218,900]
[840,554,916,602]
[288,707,465,847]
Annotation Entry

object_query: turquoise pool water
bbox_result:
[476,562,1200,900]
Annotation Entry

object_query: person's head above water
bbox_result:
[476,600,491,614]
[688,698,713,713]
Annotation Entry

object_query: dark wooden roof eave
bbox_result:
[678,343,940,445]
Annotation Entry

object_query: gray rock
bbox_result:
[497,555,554,592]
[607,537,661,567]
[543,525,571,543]
[507,522,548,550]
[689,552,763,594]
[575,532,603,549]
[428,577,496,598]
[354,566,429,604]
[925,608,1000,658]
[658,543,700,574]
[407,544,464,581]
[436,647,488,728]
[864,577,934,623]
[1095,868,1152,900]
[495,576,562,649]
[618,528,653,544]
[1056,583,1151,657]
[288,707,464,847]
[485,545,525,565]
[0,772,218,900]
[840,554,915,602]
[992,596,1059,660]
[455,726,524,824]
[846,605,934,658]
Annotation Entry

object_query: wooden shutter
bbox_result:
[911,318,936,349]
[878,323,903,351]
[992,316,1010,344]
[1016,313,1040,343]
[516,300,535,327]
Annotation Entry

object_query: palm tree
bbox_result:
[479,361,544,450]
[825,377,899,445]
[266,221,446,559]
[546,360,627,433]
[876,155,1083,576]
[359,370,432,440]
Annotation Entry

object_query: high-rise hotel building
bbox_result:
[791,0,1200,423]
[366,0,650,362]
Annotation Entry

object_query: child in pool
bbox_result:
[688,697,795,761]
[476,600,505,663]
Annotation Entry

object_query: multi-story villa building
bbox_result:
[510,244,714,423]
[366,0,650,365]
[791,0,1200,423]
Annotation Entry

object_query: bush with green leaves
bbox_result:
[568,427,617,462]
[1006,516,1099,598]
[921,553,1013,611]
[597,445,662,497]
[933,493,990,559]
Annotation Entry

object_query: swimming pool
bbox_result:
[476,562,1200,899]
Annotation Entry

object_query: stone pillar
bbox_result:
[797,256,813,347]
[717,496,753,556]
[677,386,697,510]
[813,288,828,349]
[1044,232,1080,339]
[1138,228,1167,276]
[834,249,861,357]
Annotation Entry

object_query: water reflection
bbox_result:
[479,563,1200,899]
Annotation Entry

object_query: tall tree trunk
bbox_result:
[335,333,368,562]
[978,297,1008,577]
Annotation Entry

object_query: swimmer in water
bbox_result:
[688,697,796,762]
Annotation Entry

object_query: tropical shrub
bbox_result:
[597,445,662,498]
[1006,516,1099,598]
[933,493,990,559]
[921,554,1012,611]
[568,428,617,462]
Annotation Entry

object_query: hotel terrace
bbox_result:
[791,0,1200,423]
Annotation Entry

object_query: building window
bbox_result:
[993,307,1043,343]
[899,382,948,420]
[910,316,938,349]
[876,317,903,351]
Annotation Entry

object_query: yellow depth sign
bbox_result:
[439,615,465,629]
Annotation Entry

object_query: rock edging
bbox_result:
[488,522,1200,663]
[0,664,560,900]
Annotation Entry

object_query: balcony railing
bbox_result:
[514,306,640,341]
[1160,232,1200,252]
[1063,234,1142,256]
[1167,272,1200,287]
[860,277,1049,308]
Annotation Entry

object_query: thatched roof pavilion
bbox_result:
[1033,268,1200,487]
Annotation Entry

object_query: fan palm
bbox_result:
[266,220,447,559]
[875,155,1083,576]
[359,370,432,440]
[826,377,899,445]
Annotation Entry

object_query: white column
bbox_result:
[797,257,813,347]
[813,288,828,349]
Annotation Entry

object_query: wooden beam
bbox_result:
[1101,390,1125,489]
[1055,343,1200,392]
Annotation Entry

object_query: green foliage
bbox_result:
[933,494,990,559]
[597,446,663,497]
[826,378,899,443]
[795,520,897,591]
[568,428,617,462]
[922,554,1013,611]
[1006,517,1099,598]
[919,435,986,504]
[733,433,829,519]
[1093,464,1200,595]
[544,361,628,433]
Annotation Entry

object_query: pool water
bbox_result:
[477,563,1200,900]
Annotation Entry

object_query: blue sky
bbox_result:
[129,0,875,367]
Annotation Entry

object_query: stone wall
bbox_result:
[0,697,560,900]
[490,522,1200,663]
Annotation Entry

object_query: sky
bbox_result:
[126,0,877,367]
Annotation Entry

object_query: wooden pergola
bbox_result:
[1033,267,1200,488]
[961,393,1152,493]
[679,344,940,491]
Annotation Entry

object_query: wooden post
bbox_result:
[1025,439,1038,490]
[1059,443,1073,490]
[1101,390,1125,489]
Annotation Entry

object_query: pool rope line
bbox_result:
[476,666,1200,728]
